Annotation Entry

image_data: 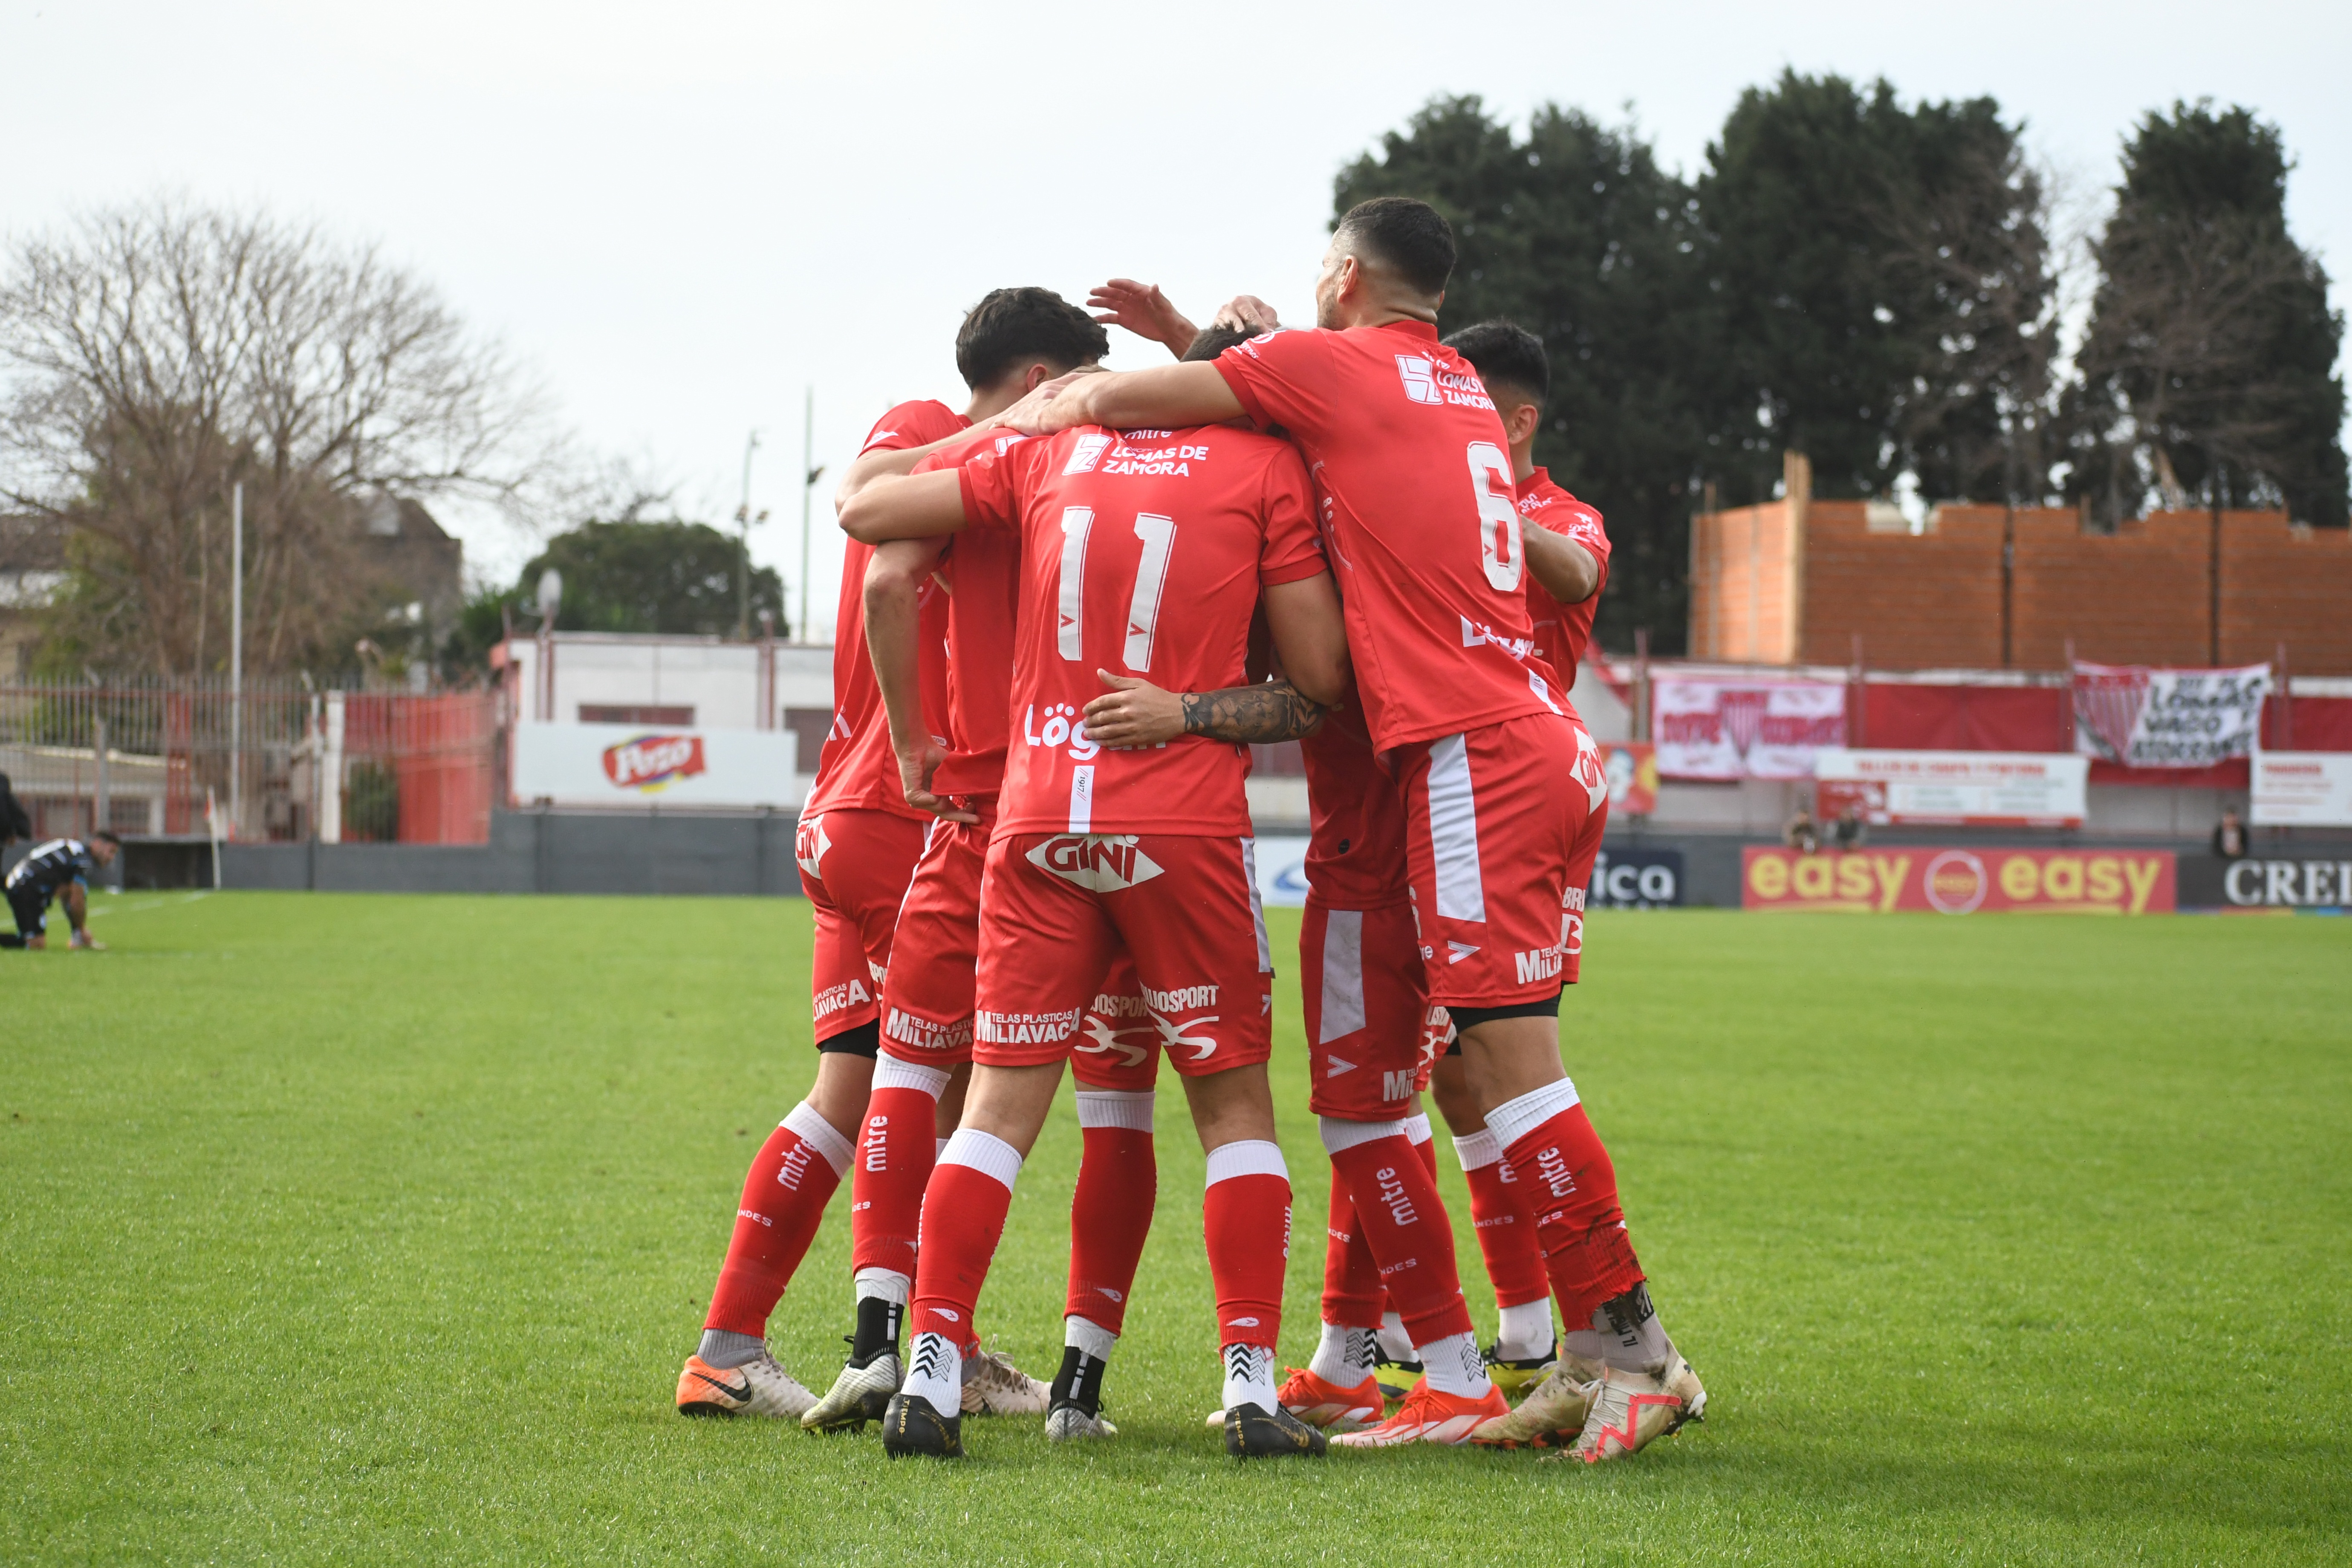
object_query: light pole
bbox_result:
[736,430,768,641]
[799,387,825,643]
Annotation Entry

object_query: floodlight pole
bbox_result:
[229,482,243,843]
[800,387,818,643]
[737,430,762,641]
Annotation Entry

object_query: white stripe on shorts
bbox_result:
[1427,733,1487,922]
[1242,837,1271,973]
[1318,907,1367,1043]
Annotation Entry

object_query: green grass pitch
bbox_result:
[2,891,2346,1563]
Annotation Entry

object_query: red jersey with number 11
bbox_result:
[955,423,1327,838]
[1216,321,1557,754]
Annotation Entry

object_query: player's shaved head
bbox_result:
[1180,323,1257,363]
[1332,197,1456,299]
[1444,320,1549,407]
[956,288,1109,390]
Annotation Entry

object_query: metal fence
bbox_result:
[0,677,497,845]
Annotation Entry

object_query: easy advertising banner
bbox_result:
[1741,846,2175,915]
[512,723,801,809]
[2073,662,2269,768]
[2250,752,2352,827]
[1655,677,1846,781]
[1814,749,2087,828]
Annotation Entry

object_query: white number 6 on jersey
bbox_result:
[1467,441,1520,591]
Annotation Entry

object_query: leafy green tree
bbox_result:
[1699,72,2055,504]
[521,519,783,637]
[1335,96,1720,651]
[2068,102,2347,528]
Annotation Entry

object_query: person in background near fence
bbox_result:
[1833,803,1867,852]
[2213,807,2249,860]
[1785,799,1820,855]
[2,832,118,950]
[0,773,32,845]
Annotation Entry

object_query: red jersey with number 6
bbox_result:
[911,427,1032,798]
[1215,321,1559,754]
[1517,467,1611,685]
[955,423,1327,838]
[803,400,959,819]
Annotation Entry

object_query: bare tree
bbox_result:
[0,199,565,676]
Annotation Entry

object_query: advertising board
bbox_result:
[511,723,801,809]
[1814,749,2087,829]
[1741,846,2175,914]
[1588,847,1684,908]
[2249,752,2352,827]
[2176,855,2352,910]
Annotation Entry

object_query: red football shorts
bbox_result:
[880,815,1162,1088]
[975,833,1272,1079]
[1070,953,1164,1093]
[876,815,988,1066]
[1389,711,1609,1009]
[796,807,927,1043]
[1301,898,1448,1119]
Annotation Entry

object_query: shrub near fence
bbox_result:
[0,678,495,845]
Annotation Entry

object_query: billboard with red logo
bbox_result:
[512,723,799,809]
[602,732,708,791]
[1741,846,2175,914]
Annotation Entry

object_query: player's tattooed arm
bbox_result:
[1082,670,1324,748]
[1182,679,1326,742]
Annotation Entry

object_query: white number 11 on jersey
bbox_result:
[1055,507,1179,673]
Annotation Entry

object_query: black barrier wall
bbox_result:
[2178,854,2352,910]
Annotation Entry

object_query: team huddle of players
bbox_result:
[674,197,1707,1462]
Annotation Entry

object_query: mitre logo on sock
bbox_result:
[1028,835,1164,891]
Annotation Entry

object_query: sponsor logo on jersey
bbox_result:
[1027,835,1164,892]
[1094,439,1210,478]
[1514,944,1566,985]
[885,1007,974,1054]
[1395,354,1495,410]
[1022,703,1102,760]
[604,732,707,792]
[1142,982,1219,1012]
[1326,1054,1358,1078]
[796,814,832,877]
[813,977,871,1019]
[1446,940,1479,965]
[1459,615,1540,661]
[1063,433,1114,474]
[976,1008,1082,1045]
[1382,1069,1418,1101]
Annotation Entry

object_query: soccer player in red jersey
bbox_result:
[1008,199,1705,1459]
[675,290,1104,1421]
[808,387,1169,1438]
[839,397,1349,1461]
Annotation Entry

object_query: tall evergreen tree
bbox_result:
[1334,95,1718,652]
[1700,72,2054,504]
[2068,102,2347,527]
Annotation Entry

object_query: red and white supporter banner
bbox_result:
[512,723,800,809]
[1742,846,2175,915]
[2251,752,2352,827]
[1598,742,1659,816]
[1655,676,1845,780]
[2073,661,2268,769]
[1814,749,2087,828]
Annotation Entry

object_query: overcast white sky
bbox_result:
[5,0,2346,638]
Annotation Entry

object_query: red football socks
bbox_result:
[1453,1127,1555,1309]
[1322,1120,1475,1346]
[1066,1091,1157,1334]
[1489,1080,1646,1326]
[849,1057,954,1280]
[1202,1140,1291,1352]
[907,1129,1023,1345]
[1320,1169,1385,1330]
[702,1102,854,1337]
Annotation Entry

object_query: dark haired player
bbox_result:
[1008,199,1703,1459]
[676,289,1104,1421]
[2,832,119,950]
[839,363,1350,1462]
